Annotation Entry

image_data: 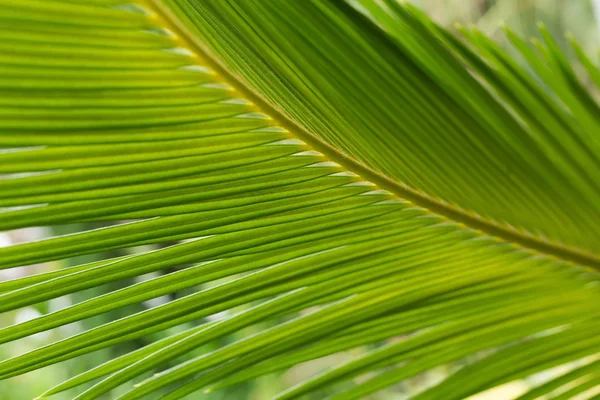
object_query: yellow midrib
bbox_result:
[146,0,600,271]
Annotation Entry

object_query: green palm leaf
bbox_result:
[1,0,599,399]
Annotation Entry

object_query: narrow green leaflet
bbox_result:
[0,1,599,399]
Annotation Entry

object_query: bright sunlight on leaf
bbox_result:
[0,0,599,399]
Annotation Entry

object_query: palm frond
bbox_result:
[1,1,599,399]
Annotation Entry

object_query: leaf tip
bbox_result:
[565,31,576,41]
[530,37,542,46]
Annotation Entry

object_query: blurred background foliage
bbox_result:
[1,0,599,399]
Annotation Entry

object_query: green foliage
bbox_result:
[0,0,599,399]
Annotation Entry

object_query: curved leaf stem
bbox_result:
[147,0,600,270]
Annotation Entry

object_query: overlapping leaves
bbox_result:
[0,1,599,399]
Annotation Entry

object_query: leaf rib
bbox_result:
[146,0,600,270]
